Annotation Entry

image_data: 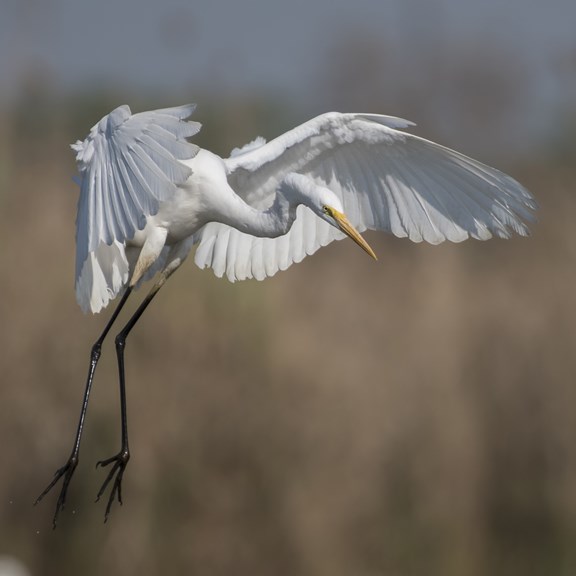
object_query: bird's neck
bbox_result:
[220,189,299,239]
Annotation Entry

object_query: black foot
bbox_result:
[95,449,130,522]
[35,454,79,529]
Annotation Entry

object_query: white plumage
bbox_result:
[72,104,535,313]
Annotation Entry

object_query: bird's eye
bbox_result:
[322,206,331,215]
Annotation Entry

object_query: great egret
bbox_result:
[35,104,536,527]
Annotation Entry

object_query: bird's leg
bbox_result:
[94,258,183,522]
[35,287,133,529]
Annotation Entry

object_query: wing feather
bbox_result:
[349,147,378,228]
[73,104,201,284]
[194,112,535,282]
[421,151,516,237]
[251,238,265,280]
[421,158,497,238]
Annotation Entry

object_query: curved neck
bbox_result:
[219,189,300,239]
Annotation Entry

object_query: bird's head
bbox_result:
[313,189,377,260]
[281,174,377,260]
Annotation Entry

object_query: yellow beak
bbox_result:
[330,209,378,260]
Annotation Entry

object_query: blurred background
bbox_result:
[1,0,576,575]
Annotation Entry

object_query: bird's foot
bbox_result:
[35,454,79,529]
[95,449,130,522]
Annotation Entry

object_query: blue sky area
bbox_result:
[2,0,575,155]
[2,0,574,99]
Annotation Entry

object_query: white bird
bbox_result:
[36,103,536,526]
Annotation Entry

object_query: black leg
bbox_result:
[35,288,133,528]
[93,283,163,522]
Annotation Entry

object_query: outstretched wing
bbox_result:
[193,112,536,281]
[73,104,201,282]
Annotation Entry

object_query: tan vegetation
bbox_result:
[0,91,575,576]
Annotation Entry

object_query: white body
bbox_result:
[72,104,536,314]
[129,150,229,246]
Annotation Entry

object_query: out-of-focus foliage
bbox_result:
[1,36,576,576]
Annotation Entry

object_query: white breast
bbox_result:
[129,149,232,247]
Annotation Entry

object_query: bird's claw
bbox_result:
[35,455,79,529]
[95,450,130,522]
